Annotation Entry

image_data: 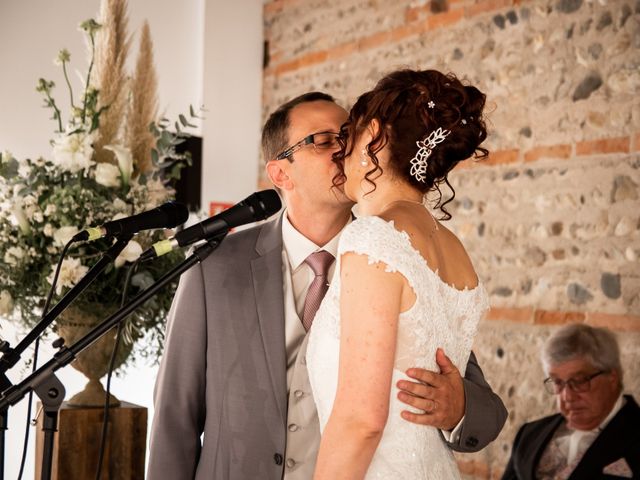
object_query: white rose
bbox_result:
[44,204,57,216]
[112,198,128,213]
[0,290,13,316]
[43,223,54,237]
[46,257,89,295]
[3,246,25,266]
[53,226,79,246]
[52,130,95,173]
[95,163,121,188]
[115,240,143,268]
[104,145,133,186]
[1,150,13,163]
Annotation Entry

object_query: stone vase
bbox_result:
[56,306,133,407]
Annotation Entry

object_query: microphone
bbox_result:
[72,201,189,242]
[140,189,282,261]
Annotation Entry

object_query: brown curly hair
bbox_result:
[332,69,488,219]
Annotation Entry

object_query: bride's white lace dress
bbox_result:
[307,215,489,479]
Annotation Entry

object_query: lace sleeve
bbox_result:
[338,216,422,280]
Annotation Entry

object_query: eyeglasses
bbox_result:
[543,370,607,394]
[275,131,341,161]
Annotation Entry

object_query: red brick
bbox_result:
[405,6,423,23]
[534,310,586,325]
[297,50,328,68]
[524,144,572,162]
[358,30,391,51]
[275,58,300,75]
[485,148,519,165]
[633,132,640,152]
[575,136,630,155]
[485,307,534,323]
[390,23,423,42]
[427,8,465,29]
[586,312,640,331]
[327,41,358,60]
[264,0,286,16]
[465,0,514,18]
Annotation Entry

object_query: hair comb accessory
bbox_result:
[427,101,435,109]
[409,127,450,183]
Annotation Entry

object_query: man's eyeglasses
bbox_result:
[543,370,607,394]
[276,131,341,161]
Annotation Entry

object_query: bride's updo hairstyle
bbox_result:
[333,69,488,219]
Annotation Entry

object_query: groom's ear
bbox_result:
[266,160,293,191]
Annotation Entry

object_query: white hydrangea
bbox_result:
[53,226,79,246]
[4,246,25,266]
[46,257,89,295]
[51,130,95,173]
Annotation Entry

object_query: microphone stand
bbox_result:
[0,235,132,480]
[0,231,228,480]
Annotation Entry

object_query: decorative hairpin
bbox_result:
[409,127,450,183]
[427,101,435,109]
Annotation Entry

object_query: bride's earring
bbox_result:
[360,149,368,167]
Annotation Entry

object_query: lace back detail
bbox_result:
[307,215,489,479]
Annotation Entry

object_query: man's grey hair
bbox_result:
[541,323,623,382]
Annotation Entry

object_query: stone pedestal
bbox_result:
[35,401,147,480]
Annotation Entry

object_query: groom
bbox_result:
[147,92,507,479]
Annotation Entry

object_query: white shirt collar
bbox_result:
[281,209,342,271]
[597,393,625,431]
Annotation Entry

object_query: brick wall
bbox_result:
[262,0,639,477]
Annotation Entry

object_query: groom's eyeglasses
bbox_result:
[276,131,341,161]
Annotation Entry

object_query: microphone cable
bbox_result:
[16,238,74,480]
[94,259,136,480]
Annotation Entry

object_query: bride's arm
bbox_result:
[313,252,404,480]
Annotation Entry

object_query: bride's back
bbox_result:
[381,202,479,292]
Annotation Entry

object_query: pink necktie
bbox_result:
[302,250,334,331]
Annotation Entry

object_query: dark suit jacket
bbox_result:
[502,395,640,480]
[147,217,507,480]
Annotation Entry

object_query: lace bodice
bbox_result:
[307,215,489,479]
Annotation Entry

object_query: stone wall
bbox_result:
[262,0,639,477]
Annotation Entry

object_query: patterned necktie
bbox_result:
[302,250,334,331]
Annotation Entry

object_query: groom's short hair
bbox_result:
[261,91,335,163]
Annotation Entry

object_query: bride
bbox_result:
[307,68,490,479]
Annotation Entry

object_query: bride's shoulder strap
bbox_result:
[339,216,417,276]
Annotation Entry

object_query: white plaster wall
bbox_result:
[201,0,263,207]
[0,0,263,477]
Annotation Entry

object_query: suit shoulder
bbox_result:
[201,219,280,263]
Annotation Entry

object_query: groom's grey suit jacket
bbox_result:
[147,216,507,480]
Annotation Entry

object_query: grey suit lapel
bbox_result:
[251,216,288,422]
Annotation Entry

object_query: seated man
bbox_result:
[502,323,639,479]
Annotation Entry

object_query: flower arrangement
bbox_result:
[0,1,197,367]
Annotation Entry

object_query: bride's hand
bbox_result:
[396,348,465,431]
